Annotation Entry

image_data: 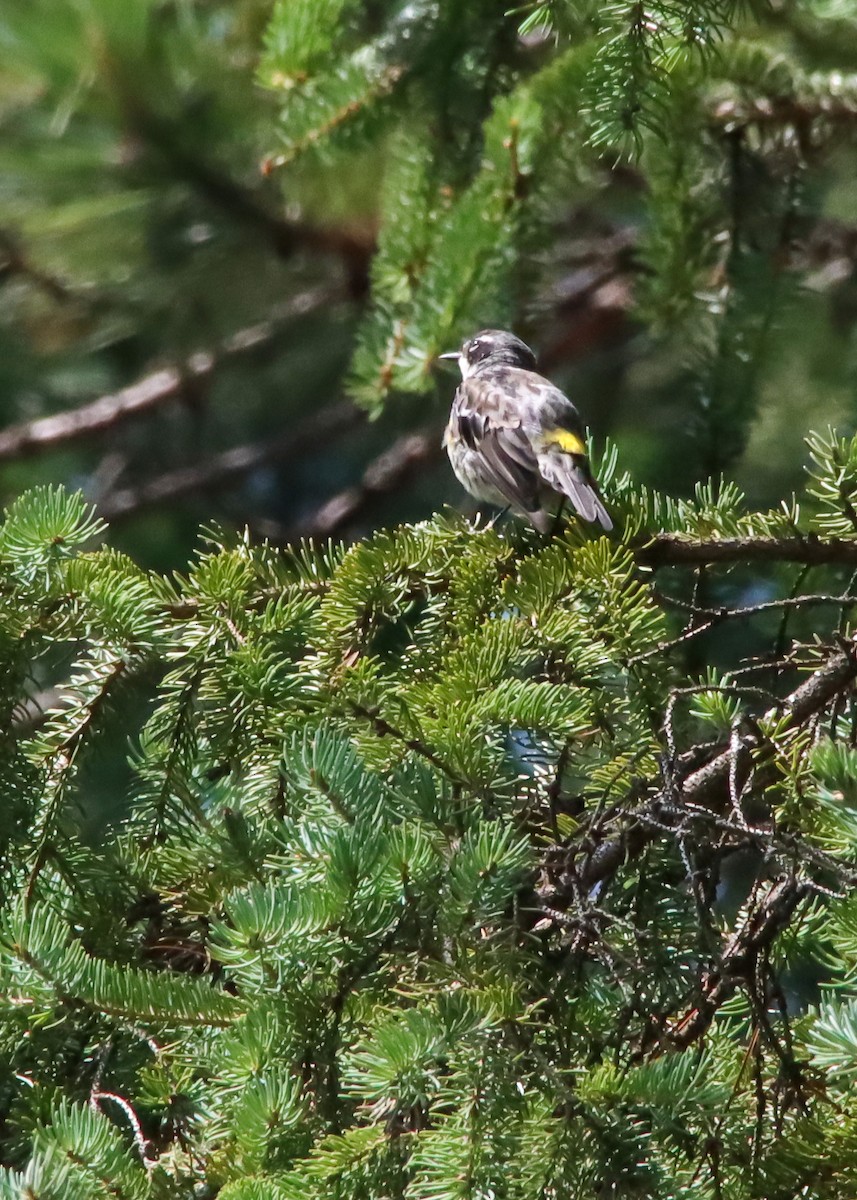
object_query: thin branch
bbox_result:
[654,589,857,621]
[632,589,857,662]
[92,1091,154,1167]
[0,286,337,463]
[349,702,464,787]
[635,534,857,569]
[557,635,857,894]
[290,426,444,539]
[99,399,361,521]
[712,96,857,134]
[664,876,809,1050]
[25,657,128,910]
[682,638,857,804]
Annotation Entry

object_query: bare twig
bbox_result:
[100,399,360,520]
[633,590,857,663]
[0,286,338,463]
[654,589,857,621]
[665,876,809,1049]
[713,96,857,134]
[92,1091,156,1167]
[291,426,444,539]
[544,635,857,896]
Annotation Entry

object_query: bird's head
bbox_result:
[438,329,537,379]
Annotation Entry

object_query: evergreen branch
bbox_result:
[560,634,857,893]
[627,616,720,664]
[635,534,857,568]
[14,0,857,1182]
[24,656,128,911]
[136,665,203,851]
[0,287,337,463]
[664,875,809,1050]
[263,64,406,173]
[348,703,467,789]
[99,400,360,521]
[0,365,193,462]
[10,918,243,1027]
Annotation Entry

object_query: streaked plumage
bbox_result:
[440,329,612,533]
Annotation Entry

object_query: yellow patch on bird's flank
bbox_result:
[541,428,586,455]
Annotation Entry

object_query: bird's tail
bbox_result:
[537,449,613,531]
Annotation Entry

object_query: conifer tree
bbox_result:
[4,0,857,544]
[5,2,857,1199]
[2,442,857,1195]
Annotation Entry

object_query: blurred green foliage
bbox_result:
[3,0,857,570]
[5,4,857,1195]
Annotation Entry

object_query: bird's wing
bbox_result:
[518,374,613,532]
[452,369,612,531]
[537,446,612,530]
[453,378,544,515]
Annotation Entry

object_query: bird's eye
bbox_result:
[470,340,481,354]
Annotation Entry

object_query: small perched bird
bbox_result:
[439,329,612,533]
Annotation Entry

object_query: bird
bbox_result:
[439,329,612,533]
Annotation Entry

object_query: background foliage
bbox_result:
[4,0,857,558]
[5,0,857,1197]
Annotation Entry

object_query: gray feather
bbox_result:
[445,365,613,532]
[537,448,613,531]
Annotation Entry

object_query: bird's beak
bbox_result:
[437,351,459,361]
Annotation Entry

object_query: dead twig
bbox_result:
[100,399,361,521]
[0,286,338,463]
[636,534,857,569]
[291,426,444,540]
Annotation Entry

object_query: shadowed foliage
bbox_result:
[4,2,857,1197]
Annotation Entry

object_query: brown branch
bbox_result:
[288,426,445,540]
[655,589,857,620]
[533,642,857,1051]
[99,399,361,521]
[712,96,857,133]
[571,635,857,892]
[0,286,337,463]
[664,875,809,1050]
[635,534,857,569]
[632,589,857,662]
[681,638,857,806]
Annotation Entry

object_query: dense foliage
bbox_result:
[5,0,857,1197]
[2,443,857,1196]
